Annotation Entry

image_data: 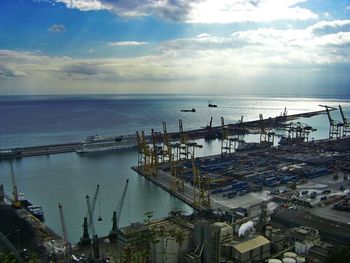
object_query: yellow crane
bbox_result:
[220,117,239,154]
[178,119,202,160]
[191,157,210,209]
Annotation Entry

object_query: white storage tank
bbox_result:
[268,259,282,263]
[283,252,297,259]
[296,257,306,263]
[282,258,296,263]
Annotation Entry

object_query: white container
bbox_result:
[268,259,282,263]
[283,252,297,259]
[282,258,296,263]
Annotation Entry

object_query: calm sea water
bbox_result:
[0,94,349,243]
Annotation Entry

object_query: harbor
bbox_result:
[0,109,327,160]
[1,98,350,263]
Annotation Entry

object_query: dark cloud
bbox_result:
[0,65,28,78]
[99,0,203,21]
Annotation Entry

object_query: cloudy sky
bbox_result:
[0,0,350,96]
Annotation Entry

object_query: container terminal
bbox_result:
[1,105,350,263]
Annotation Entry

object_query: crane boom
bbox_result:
[58,203,71,263]
[10,162,20,208]
[115,179,129,225]
[86,195,96,237]
[339,105,348,123]
[86,195,100,260]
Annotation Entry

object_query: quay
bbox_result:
[0,109,327,160]
[133,135,350,215]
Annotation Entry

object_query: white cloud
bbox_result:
[346,6,350,11]
[108,41,148,46]
[308,20,350,35]
[48,24,66,33]
[1,20,350,93]
[54,0,317,23]
[188,0,317,23]
[197,33,211,38]
[55,0,105,11]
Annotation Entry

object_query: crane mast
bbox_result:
[86,195,100,261]
[109,179,129,240]
[80,185,101,245]
[319,105,343,139]
[339,105,350,136]
[10,162,20,208]
[58,203,71,263]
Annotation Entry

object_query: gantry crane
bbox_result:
[150,128,163,172]
[109,179,129,241]
[319,105,343,139]
[86,195,101,262]
[339,105,350,136]
[280,122,315,145]
[162,122,173,162]
[259,114,274,147]
[220,117,239,154]
[178,119,202,160]
[137,131,148,168]
[9,161,20,208]
[191,157,210,209]
[80,185,101,245]
[58,203,72,263]
[137,131,156,175]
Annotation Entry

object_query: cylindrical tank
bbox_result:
[296,257,306,263]
[268,259,282,263]
[265,225,273,238]
[283,252,297,259]
[282,258,296,263]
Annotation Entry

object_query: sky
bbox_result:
[0,0,350,96]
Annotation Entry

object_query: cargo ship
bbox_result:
[76,135,137,153]
[181,108,196,112]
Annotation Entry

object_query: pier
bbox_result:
[0,109,327,160]
[133,135,350,213]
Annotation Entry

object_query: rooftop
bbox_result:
[233,235,270,254]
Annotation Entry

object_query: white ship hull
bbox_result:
[76,135,137,153]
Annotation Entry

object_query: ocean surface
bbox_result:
[0,94,349,243]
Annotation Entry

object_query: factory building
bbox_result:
[223,235,270,263]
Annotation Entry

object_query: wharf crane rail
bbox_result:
[0,109,329,160]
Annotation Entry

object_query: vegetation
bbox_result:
[327,247,350,263]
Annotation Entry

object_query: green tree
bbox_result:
[327,247,350,263]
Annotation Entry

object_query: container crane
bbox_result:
[319,105,342,139]
[220,117,239,154]
[109,179,129,241]
[86,195,100,262]
[58,203,71,263]
[80,184,101,245]
[259,114,274,147]
[339,105,349,136]
[191,157,210,209]
[10,161,20,208]
[178,119,202,159]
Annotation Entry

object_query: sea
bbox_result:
[0,94,349,244]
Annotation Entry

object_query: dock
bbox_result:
[133,135,350,213]
[0,109,327,160]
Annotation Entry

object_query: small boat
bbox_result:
[181,108,196,112]
[208,104,217,108]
